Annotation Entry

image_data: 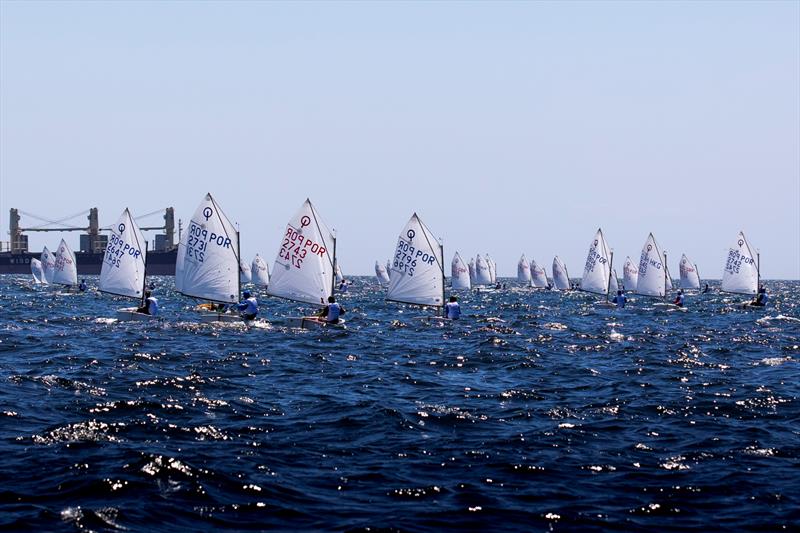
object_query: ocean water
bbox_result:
[1,276,798,531]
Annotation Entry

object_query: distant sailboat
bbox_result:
[240,260,252,284]
[468,258,476,284]
[552,256,571,290]
[721,231,759,295]
[375,260,391,286]
[517,254,531,284]
[486,255,497,284]
[530,259,549,288]
[251,254,270,287]
[386,213,444,311]
[335,263,344,284]
[175,193,242,322]
[31,258,45,284]
[609,268,620,295]
[580,228,612,298]
[99,209,150,321]
[267,199,339,328]
[635,233,668,299]
[623,256,638,292]
[40,246,55,284]
[474,254,492,286]
[679,254,701,290]
[451,252,471,290]
[52,239,78,288]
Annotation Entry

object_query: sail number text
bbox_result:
[187,222,233,263]
[279,227,327,269]
[393,238,436,277]
[104,234,142,269]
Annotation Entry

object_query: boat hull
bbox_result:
[116,308,156,321]
[286,317,346,329]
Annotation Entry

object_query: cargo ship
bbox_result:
[0,208,179,275]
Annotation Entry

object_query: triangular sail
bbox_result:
[580,228,612,295]
[468,258,476,284]
[386,213,444,307]
[623,256,638,291]
[335,263,344,283]
[240,260,252,284]
[517,254,531,283]
[40,246,55,284]
[552,256,570,290]
[52,239,78,286]
[375,260,391,285]
[99,209,147,299]
[635,233,666,298]
[721,231,759,295]
[251,254,270,287]
[31,258,45,284]
[679,254,700,290]
[664,256,674,291]
[475,254,492,285]
[175,193,240,304]
[531,259,548,288]
[487,255,497,284]
[451,252,471,290]
[267,199,336,306]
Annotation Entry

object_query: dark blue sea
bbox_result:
[1,276,798,531]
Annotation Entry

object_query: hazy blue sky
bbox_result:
[1,1,798,278]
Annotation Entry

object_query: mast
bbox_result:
[440,240,446,317]
[607,251,614,302]
[663,250,668,301]
[141,240,149,308]
[757,251,760,290]
[236,230,242,301]
[331,230,337,298]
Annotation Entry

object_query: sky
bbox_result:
[1,0,798,278]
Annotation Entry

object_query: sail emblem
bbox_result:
[594,240,598,246]
[300,215,311,227]
[738,239,744,247]
[203,207,213,220]
[647,244,652,252]
[118,223,125,232]
[407,229,416,240]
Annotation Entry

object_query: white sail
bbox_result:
[487,255,497,284]
[40,246,55,284]
[468,258,476,284]
[636,233,667,298]
[386,213,444,307]
[664,256,674,291]
[609,268,619,294]
[31,258,45,284]
[99,209,147,299]
[375,260,391,285]
[240,260,252,284]
[580,228,612,295]
[679,253,700,290]
[386,259,392,281]
[267,199,336,306]
[623,256,638,291]
[335,263,344,283]
[52,239,78,286]
[531,259,549,288]
[475,254,492,285]
[175,193,240,304]
[552,256,570,290]
[251,254,270,287]
[451,252,471,290]
[517,254,531,283]
[721,231,759,295]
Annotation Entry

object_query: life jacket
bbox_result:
[327,302,342,322]
[146,297,159,316]
[446,302,461,319]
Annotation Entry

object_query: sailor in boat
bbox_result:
[136,291,159,316]
[78,279,87,292]
[315,295,345,324]
[750,286,768,307]
[445,296,461,320]
[236,290,259,320]
[673,289,685,308]
[612,290,627,309]
[494,282,502,290]
[702,283,710,294]
[338,279,348,293]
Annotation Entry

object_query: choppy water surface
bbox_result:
[1,276,798,531]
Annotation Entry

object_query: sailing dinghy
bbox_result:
[31,258,45,284]
[622,256,638,292]
[99,209,152,321]
[721,231,760,306]
[375,261,391,286]
[517,254,531,284]
[451,252,471,290]
[531,259,549,288]
[474,254,493,290]
[635,233,675,306]
[579,228,613,301]
[679,254,701,290]
[175,193,243,323]
[552,256,571,290]
[41,246,56,284]
[251,254,270,288]
[468,258,476,285]
[266,199,340,328]
[387,213,445,318]
[240,260,252,284]
[52,239,78,291]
